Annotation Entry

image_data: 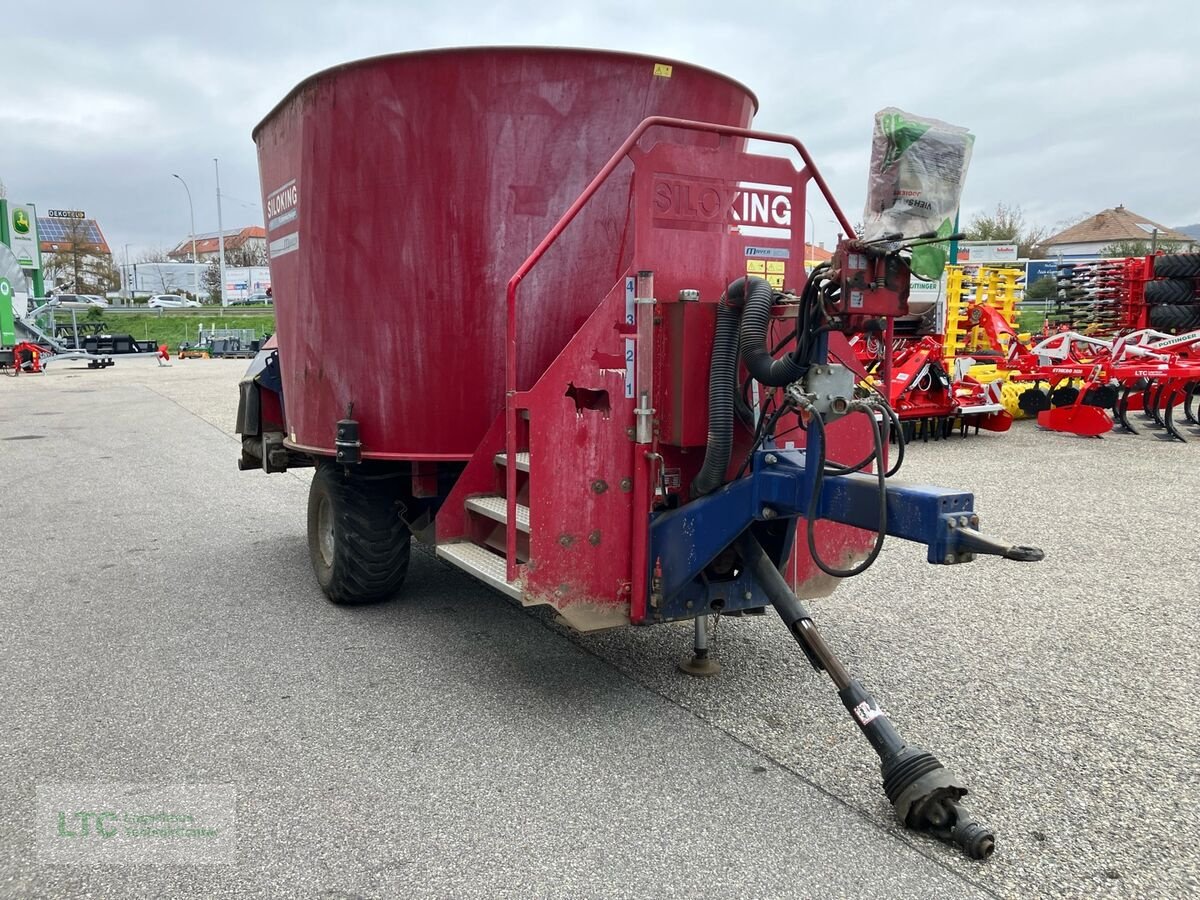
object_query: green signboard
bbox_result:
[0,198,44,309]
[0,273,14,345]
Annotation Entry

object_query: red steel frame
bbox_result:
[503,115,857,585]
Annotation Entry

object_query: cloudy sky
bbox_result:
[3,0,1196,258]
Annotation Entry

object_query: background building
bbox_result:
[168,226,266,263]
[37,210,117,294]
[121,262,270,302]
[1041,206,1195,259]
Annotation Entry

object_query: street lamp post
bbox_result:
[123,242,132,304]
[806,209,816,268]
[172,174,199,300]
[214,158,227,308]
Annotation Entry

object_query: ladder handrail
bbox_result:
[503,115,857,583]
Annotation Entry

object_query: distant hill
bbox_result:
[1175,224,1200,241]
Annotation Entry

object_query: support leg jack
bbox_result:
[679,615,721,677]
[740,533,995,859]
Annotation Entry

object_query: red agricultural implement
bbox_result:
[5,342,46,374]
[965,299,1200,439]
[850,333,1012,441]
[234,49,1044,858]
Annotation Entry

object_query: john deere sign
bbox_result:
[2,201,41,272]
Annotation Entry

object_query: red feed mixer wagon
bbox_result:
[235,47,1043,858]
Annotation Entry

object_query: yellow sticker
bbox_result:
[745,260,766,274]
[766,261,786,274]
[653,63,673,78]
[767,274,785,289]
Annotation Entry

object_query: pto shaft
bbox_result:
[738,532,995,859]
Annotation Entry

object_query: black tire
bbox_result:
[1144,278,1196,305]
[1149,304,1200,332]
[1153,253,1200,279]
[306,462,411,604]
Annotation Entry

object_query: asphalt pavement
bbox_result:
[0,356,1196,898]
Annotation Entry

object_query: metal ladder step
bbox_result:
[465,495,530,532]
[493,451,530,472]
[436,542,522,599]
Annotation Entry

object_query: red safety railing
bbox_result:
[503,115,857,583]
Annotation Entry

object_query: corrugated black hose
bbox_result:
[695,274,820,497]
[737,276,809,386]
[690,289,742,498]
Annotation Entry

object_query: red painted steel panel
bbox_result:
[519,139,875,627]
[254,48,756,458]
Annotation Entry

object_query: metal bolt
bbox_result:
[943,553,955,564]
[685,601,694,610]
[620,478,633,492]
[592,479,608,494]
[679,289,700,302]
[761,507,777,519]
[764,453,778,465]
[744,591,753,600]
[958,516,970,528]
[970,515,980,528]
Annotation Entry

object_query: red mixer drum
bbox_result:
[254,47,757,460]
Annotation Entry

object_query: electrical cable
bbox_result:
[826,344,906,478]
[804,406,888,579]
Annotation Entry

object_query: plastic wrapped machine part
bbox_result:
[862,108,974,281]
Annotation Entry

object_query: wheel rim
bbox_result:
[317,495,335,567]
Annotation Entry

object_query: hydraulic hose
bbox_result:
[735,276,809,386]
[691,293,742,497]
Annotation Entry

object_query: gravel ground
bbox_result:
[1,355,1196,898]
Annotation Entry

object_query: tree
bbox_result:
[225,243,267,267]
[137,247,170,263]
[964,203,1048,259]
[1099,239,1185,258]
[1025,276,1059,303]
[202,258,222,304]
[41,218,121,294]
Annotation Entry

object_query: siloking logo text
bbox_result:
[266,180,299,231]
[652,176,791,228]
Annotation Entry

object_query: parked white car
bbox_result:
[49,293,108,308]
[148,294,202,309]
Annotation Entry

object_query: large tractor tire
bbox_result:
[1153,253,1200,279]
[1149,304,1200,332]
[306,462,411,604]
[1144,278,1196,305]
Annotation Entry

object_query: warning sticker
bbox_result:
[746,259,786,289]
[653,63,673,77]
